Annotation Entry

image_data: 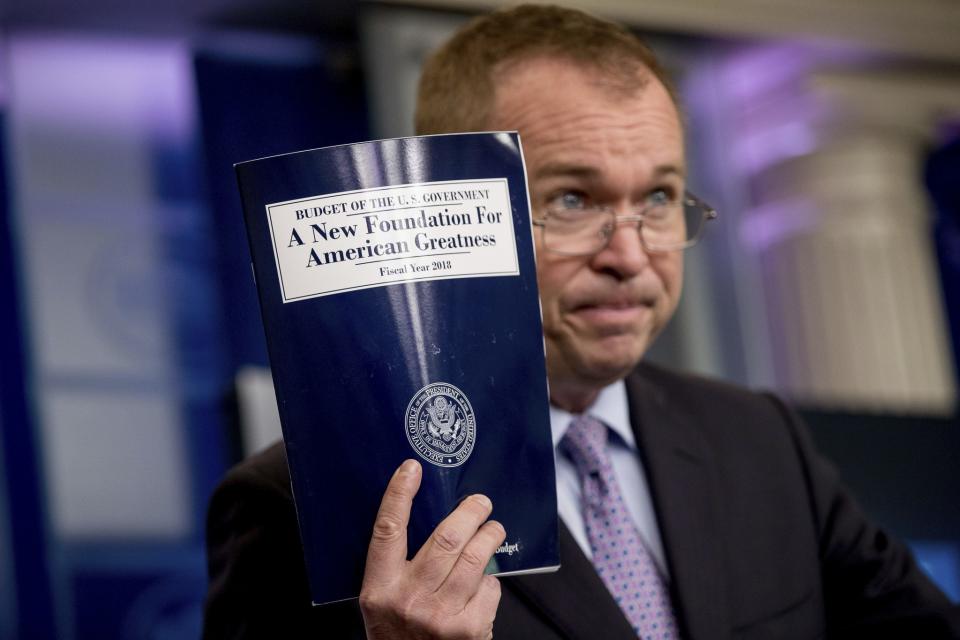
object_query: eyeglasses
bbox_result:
[531,191,718,255]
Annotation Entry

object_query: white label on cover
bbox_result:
[266,178,520,302]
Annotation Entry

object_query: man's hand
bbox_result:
[359,459,506,639]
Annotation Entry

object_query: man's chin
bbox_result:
[568,348,645,388]
[589,333,648,367]
[584,359,640,385]
[545,351,643,411]
[545,333,648,385]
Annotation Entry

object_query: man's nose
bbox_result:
[590,215,650,278]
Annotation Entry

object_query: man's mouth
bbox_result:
[568,297,650,327]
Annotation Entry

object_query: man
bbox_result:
[203,5,959,639]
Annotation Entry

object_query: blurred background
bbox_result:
[1,0,959,638]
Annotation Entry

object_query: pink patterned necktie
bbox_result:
[561,415,680,639]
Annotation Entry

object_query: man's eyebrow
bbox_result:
[534,162,686,180]
[653,164,686,178]
[533,162,599,180]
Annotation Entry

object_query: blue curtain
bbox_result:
[0,110,58,639]
[926,133,960,381]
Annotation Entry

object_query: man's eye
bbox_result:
[647,188,675,207]
[550,191,588,210]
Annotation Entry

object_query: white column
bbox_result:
[742,69,960,413]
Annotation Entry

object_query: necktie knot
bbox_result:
[560,414,610,477]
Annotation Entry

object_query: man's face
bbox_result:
[489,57,685,408]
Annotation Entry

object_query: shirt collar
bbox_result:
[549,380,636,450]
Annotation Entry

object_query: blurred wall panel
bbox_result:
[4,33,222,639]
[7,34,193,541]
[361,7,463,139]
[42,391,190,538]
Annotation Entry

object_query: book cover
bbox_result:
[235,132,559,605]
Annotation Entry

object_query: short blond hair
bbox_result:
[415,4,678,135]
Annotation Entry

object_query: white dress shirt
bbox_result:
[551,380,670,576]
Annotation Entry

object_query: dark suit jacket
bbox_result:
[203,363,959,639]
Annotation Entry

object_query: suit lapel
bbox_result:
[506,521,637,639]
[626,366,731,640]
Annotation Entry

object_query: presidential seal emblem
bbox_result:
[405,382,476,467]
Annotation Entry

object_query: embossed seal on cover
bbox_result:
[405,382,476,467]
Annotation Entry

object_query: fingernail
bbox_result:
[471,494,492,509]
[399,459,420,475]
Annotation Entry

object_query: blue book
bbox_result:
[235,132,559,606]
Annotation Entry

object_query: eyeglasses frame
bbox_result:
[531,191,718,256]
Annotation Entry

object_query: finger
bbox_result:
[363,459,421,588]
[465,574,502,631]
[439,520,506,603]
[410,494,493,587]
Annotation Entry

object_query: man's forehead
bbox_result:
[492,57,678,126]
[490,64,683,175]
[493,54,649,98]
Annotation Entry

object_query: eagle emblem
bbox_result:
[405,382,476,467]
